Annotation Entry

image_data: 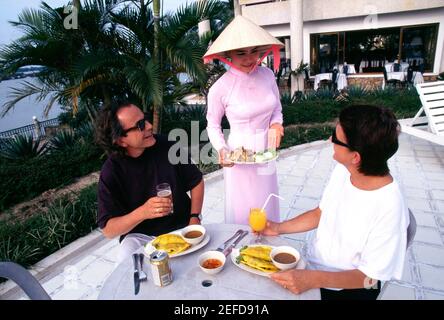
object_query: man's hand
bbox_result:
[270,269,314,295]
[143,197,172,219]
[218,148,234,167]
[268,123,284,149]
[189,217,201,225]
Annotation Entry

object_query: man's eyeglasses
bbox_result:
[121,113,150,135]
[331,128,354,150]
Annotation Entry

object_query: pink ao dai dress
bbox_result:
[206,66,283,225]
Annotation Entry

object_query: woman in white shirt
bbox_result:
[262,104,409,300]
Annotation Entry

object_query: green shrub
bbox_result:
[0,135,48,160]
[197,162,220,175]
[282,100,344,125]
[351,88,420,119]
[346,85,370,99]
[280,124,334,149]
[160,104,230,142]
[0,184,98,267]
[281,87,420,126]
[75,122,95,143]
[58,106,92,129]
[0,142,103,211]
[48,130,77,151]
[161,105,207,136]
[280,92,295,105]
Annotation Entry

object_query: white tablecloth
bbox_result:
[98,223,321,300]
[314,73,347,90]
[338,64,356,74]
[359,60,389,73]
[384,63,409,73]
[383,71,424,89]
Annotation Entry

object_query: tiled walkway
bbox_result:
[1,134,444,300]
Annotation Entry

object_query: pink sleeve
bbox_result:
[269,69,283,125]
[206,84,228,152]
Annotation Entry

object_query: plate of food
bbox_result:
[228,147,278,165]
[144,225,210,258]
[230,244,305,277]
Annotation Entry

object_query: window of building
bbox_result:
[401,25,439,72]
[310,23,438,74]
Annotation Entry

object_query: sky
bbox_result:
[0,0,190,46]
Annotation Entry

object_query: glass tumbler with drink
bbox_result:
[156,183,173,214]
[249,193,284,243]
[249,208,267,243]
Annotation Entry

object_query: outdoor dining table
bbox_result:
[313,73,347,91]
[383,71,424,89]
[384,62,409,73]
[98,223,321,300]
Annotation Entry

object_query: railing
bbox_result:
[240,0,285,5]
[0,118,60,140]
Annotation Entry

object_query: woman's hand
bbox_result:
[261,220,281,236]
[218,148,234,168]
[143,197,172,219]
[268,123,284,149]
[270,269,314,295]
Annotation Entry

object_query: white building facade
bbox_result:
[237,0,444,92]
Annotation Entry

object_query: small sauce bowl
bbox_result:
[198,250,226,275]
[181,225,206,245]
[270,246,300,270]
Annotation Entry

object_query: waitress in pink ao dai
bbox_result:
[206,64,283,225]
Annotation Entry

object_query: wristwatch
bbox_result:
[190,213,202,221]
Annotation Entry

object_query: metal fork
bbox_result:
[138,253,147,281]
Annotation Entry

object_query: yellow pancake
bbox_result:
[240,255,279,273]
[240,246,273,262]
[152,233,190,255]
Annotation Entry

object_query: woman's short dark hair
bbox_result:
[94,99,136,157]
[339,104,400,176]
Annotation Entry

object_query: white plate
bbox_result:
[230,244,306,277]
[232,154,278,165]
[144,228,210,258]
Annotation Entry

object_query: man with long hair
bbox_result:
[94,100,204,262]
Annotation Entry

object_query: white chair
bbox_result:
[399,81,444,146]
[377,210,416,299]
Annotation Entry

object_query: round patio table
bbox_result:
[98,223,320,300]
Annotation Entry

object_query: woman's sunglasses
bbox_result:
[121,113,150,135]
[331,128,354,150]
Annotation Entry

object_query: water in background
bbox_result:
[0,78,63,132]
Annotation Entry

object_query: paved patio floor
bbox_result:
[1,133,444,300]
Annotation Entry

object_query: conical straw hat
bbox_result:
[203,15,284,61]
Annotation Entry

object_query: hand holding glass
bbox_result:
[156,183,173,214]
[249,208,267,243]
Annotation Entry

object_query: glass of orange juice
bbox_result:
[249,208,267,243]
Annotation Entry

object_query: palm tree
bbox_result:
[105,0,228,132]
[152,0,161,132]
[0,0,230,133]
[0,0,123,118]
[63,0,226,132]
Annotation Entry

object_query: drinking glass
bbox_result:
[156,183,173,214]
[249,208,267,243]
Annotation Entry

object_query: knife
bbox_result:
[223,230,249,257]
[132,253,141,295]
[216,229,244,253]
